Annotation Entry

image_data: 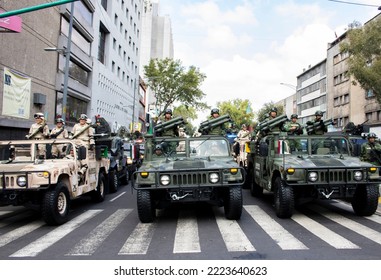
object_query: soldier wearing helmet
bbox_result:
[360,133,381,165]
[201,108,228,136]
[155,108,179,137]
[306,110,328,135]
[27,112,50,159]
[267,107,278,120]
[282,114,303,135]
[50,117,69,158]
[72,113,95,149]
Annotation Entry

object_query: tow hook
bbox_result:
[171,193,190,201]
[320,189,334,199]
[9,194,17,200]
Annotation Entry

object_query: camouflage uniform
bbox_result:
[50,118,69,158]
[306,111,327,135]
[72,122,95,148]
[360,139,381,165]
[28,113,49,158]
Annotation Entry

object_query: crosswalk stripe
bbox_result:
[119,223,156,255]
[308,204,381,246]
[291,213,359,249]
[213,208,255,252]
[173,210,201,253]
[66,209,132,256]
[10,210,102,257]
[244,205,308,250]
[0,221,45,248]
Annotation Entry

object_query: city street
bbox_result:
[0,182,380,260]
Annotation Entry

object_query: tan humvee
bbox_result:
[0,139,109,225]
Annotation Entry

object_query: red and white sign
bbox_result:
[0,10,22,33]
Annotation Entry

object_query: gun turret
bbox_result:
[344,120,369,136]
[305,119,334,135]
[256,115,288,132]
[154,116,185,134]
[198,114,231,134]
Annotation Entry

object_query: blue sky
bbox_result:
[155,0,380,120]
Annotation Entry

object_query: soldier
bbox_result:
[360,133,381,165]
[266,107,278,121]
[282,114,303,135]
[237,124,250,165]
[205,108,227,135]
[72,114,95,149]
[156,109,178,137]
[27,112,50,159]
[72,114,95,181]
[306,110,327,135]
[50,117,69,158]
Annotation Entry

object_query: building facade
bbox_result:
[0,0,145,139]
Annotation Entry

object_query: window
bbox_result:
[98,24,108,64]
[77,1,93,26]
[62,18,90,55]
[69,60,89,85]
[101,0,107,10]
[56,93,88,127]
[366,89,375,98]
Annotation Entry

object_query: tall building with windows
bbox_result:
[0,0,145,138]
[140,0,174,117]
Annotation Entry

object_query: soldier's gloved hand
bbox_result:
[89,144,95,150]
[50,134,57,139]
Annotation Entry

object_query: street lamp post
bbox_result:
[280,83,296,91]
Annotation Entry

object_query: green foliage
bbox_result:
[340,17,381,104]
[256,102,284,122]
[216,99,255,131]
[144,58,208,117]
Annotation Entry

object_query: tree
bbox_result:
[216,99,255,131]
[256,102,284,123]
[340,18,381,104]
[144,58,208,117]
[173,105,197,136]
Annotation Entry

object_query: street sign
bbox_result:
[0,10,22,33]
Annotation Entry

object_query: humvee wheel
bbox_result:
[137,189,156,223]
[120,167,129,185]
[92,173,106,202]
[109,169,119,193]
[42,182,70,225]
[351,185,379,216]
[224,186,243,220]
[274,177,294,218]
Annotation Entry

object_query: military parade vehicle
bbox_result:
[246,115,380,218]
[0,138,109,225]
[133,115,245,223]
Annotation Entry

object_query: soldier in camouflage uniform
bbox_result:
[27,112,50,159]
[50,117,69,158]
[156,109,179,137]
[282,114,303,135]
[360,133,381,165]
[306,110,327,135]
[206,108,227,136]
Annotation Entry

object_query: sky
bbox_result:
[153,0,381,121]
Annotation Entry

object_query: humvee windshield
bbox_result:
[152,138,230,158]
[280,136,350,156]
[0,143,33,163]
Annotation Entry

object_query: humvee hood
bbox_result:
[287,155,371,168]
[144,158,236,171]
[0,163,42,172]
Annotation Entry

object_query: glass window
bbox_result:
[98,24,108,64]
[62,18,91,55]
[77,1,93,26]
[56,92,88,127]
[101,0,108,10]
[69,60,89,85]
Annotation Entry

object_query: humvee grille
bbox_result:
[170,172,208,185]
[316,169,361,183]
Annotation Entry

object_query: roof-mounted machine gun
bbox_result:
[154,116,186,136]
[343,120,369,136]
[198,114,231,135]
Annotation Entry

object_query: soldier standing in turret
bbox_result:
[50,117,69,158]
[205,108,227,135]
[72,114,95,149]
[27,112,50,159]
[156,109,179,137]
[282,114,303,135]
[306,111,327,135]
[360,133,381,165]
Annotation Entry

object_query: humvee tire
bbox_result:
[224,186,243,220]
[351,184,379,216]
[137,189,156,223]
[42,182,70,225]
[274,177,294,218]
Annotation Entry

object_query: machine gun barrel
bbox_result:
[154,116,185,133]
[257,115,288,132]
[199,114,231,131]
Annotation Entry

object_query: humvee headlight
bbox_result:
[127,158,133,164]
[160,175,170,186]
[230,168,238,175]
[140,172,149,178]
[369,167,377,173]
[209,172,219,184]
[287,168,295,175]
[17,176,27,187]
[354,171,363,181]
[308,172,318,182]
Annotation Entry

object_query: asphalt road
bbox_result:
[0,183,381,261]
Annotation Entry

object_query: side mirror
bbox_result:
[77,146,87,160]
